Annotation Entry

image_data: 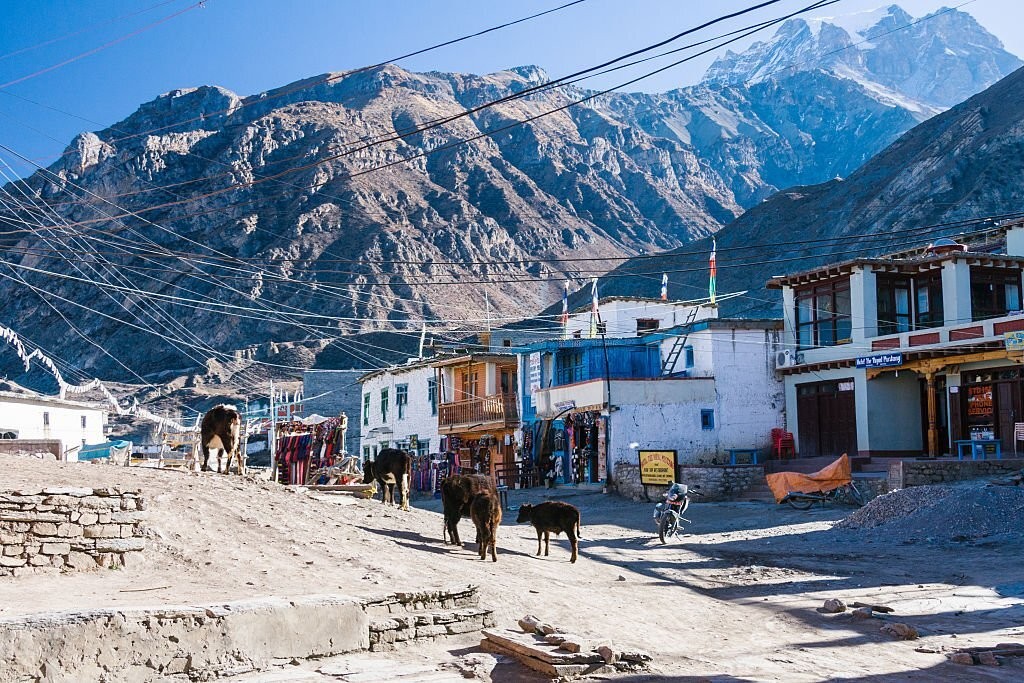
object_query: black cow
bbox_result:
[470,492,501,562]
[362,449,412,511]
[200,404,242,474]
[440,474,496,546]
[516,501,581,563]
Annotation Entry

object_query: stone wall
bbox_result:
[889,458,1024,489]
[0,487,146,576]
[677,465,765,502]
[613,462,765,502]
[364,586,494,651]
[0,586,488,682]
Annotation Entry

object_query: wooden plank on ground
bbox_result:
[479,637,614,679]
[480,629,603,664]
[288,484,375,492]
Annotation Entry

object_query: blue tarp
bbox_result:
[78,440,131,461]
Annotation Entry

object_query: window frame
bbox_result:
[427,377,438,416]
[380,388,389,423]
[971,267,1023,322]
[362,393,370,426]
[636,318,660,336]
[684,346,695,369]
[556,349,586,385]
[700,409,715,431]
[795,278,852,349]
[876,274,912,336]
[395,383,408,420]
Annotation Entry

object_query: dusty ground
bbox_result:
[2,454,1023,682]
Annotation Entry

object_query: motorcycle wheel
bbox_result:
[658,514,676,544]
[786,495,813,510]
[845,483,865,507]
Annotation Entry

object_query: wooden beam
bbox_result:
[867,349,1017,379]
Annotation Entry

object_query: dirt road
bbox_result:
[2,456,1022,681]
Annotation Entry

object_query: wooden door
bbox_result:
[797,390,821,457]
[997,382,1020,453]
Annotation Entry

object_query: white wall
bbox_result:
[707,327,785,453]
[0,396,106,456]
[358,364,439,458]
[564,299,717,339]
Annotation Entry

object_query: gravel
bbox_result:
[833,482,1024,542]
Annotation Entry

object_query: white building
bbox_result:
[563,296,719,339]
[769,221,1024,460]
[357,359,440,461]
[521,314,784,498]
[0,390,108,459]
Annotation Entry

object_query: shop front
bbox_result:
[957,367,1023,454]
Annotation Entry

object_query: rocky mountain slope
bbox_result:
[590,63,1024,318]
[0,5,1017,379]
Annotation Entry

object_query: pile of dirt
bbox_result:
[833,482,1024,542]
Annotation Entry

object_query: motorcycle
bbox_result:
[653,482,701,544]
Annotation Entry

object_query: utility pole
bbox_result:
[269,379,277,483]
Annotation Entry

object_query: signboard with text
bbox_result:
[1005,331,1024,351]
[638,450,678,486]
[528,353,541,395]
[855,353,903,369]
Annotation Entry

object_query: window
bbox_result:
[915,271,944,328]
[417,439,430,457]
[684,346,695,369]
[636,318,659,335]
[363,446,370,461]
[971,268,1022,321]
[502,339,512,347]
[0,430,17,439]
[701,409,715,430]
[362,393,370,426]
[396,384,408,419]
[795,279,851,349]
[380,388,389,422]
[459,371,479,399]
[43,412,49,427]
[572,330,582,339]
[427,377,438,416]
[876,276,911,335]
[556,350,585,384]
[596,322,607,335]
[81,415,87,428]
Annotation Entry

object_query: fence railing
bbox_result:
[438,393,519,427]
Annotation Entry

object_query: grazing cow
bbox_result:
[362,449,412,511]
[200,404,242,474]
[440,474,496,547]
[470,492,501,562]
[516,501,581,563]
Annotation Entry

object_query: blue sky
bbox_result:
[0,0,1014,171]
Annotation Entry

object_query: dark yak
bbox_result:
[470,491,501,562]
[440,474,496,546]
[516,501,582,563]
[200,404,242,474]
[362,448,412,511]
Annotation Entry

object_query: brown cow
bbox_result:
[470,492,501,562]
[516,501,581,563]
[200,404,242,474]
[440,474,496,546]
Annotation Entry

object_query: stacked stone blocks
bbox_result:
[0,487,146,576]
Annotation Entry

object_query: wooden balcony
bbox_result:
[438,393,519,430]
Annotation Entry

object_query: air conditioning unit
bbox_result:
[775,349,796,369]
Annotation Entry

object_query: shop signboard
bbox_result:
[638,450,677,486]
[596,418,607,482]
[1004,331,1024,351]
[528,353,541,397]
[855,353,903,369]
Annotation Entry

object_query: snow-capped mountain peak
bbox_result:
[702,4,1020,109]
